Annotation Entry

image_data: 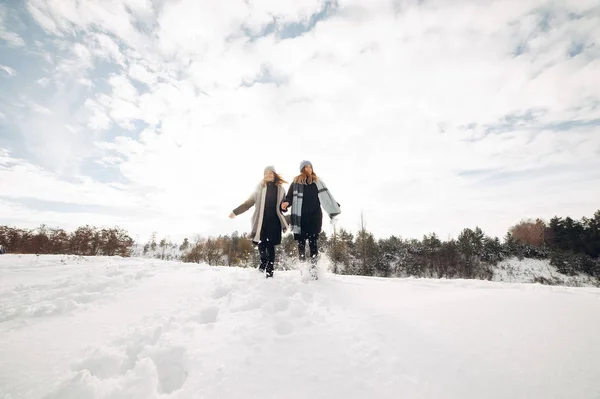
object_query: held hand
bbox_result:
[229,212,236,219]
[281,202,289,211]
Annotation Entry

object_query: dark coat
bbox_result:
[259,182,283,244]
[233,182,288,245]
[285,182,322,239]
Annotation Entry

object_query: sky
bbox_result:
[1,0,599,244]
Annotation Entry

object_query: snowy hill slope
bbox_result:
[1,255,599,399]
[493,257,599,287]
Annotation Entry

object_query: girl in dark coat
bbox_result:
[281,160,341,279]
[230,166,289,278]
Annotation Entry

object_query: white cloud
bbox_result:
[26,0,61,35]
[244,0,328,31]
[0,150,141,208]
[0,29,25,47]
[90,33,125,66]
[108,74,139,101]
[0,65,15,77]
[123,0,154,17]
[84,99,112,131]
[128,63,156,86]
[36,77,50,87]
[0,5,25,46]
[4,0,599,240]
[43,41,95,90]
[27,0,150,50]
[13,99,52,115]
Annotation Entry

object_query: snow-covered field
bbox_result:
[1,255,599,399]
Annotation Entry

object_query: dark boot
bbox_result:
[309,235,318,280]
[298,239,306,262]
[258,243,268,272]
[266,261,274,278]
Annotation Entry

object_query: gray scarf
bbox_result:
[290,179,341,234]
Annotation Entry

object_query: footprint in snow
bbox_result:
[230,298,263,313]
[274,319,295,336]
[271,298,290,313]
[193,306,219,325]
[144,345,190,394]
[73,347,125,379]
[212,285,231,299]
[288,301,306,318]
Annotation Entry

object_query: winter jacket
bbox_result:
[284,182,323,238]
[285,179,341,239]
[233,181,289,244]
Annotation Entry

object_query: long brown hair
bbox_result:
[262,172,287,187]
[293,169,318,185]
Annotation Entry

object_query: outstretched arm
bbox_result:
[318,179,341,218]
[229,193,255,218]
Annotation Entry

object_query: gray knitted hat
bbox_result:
[264,165,276,174]
[299,160,312,172]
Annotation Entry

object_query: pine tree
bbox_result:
[159,238,167,259]
[376,236,402,277]
[150,232,157,251]
[334,229,354,274]
[179,238,190,252]
[354,213,377,276]
[584,210,600,258]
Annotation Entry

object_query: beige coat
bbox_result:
[233,183,290,242]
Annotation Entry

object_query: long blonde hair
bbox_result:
[261,172,288,187]
[293,169,318,185]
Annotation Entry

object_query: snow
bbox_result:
[1,255,600,399]
[493,257,599,287]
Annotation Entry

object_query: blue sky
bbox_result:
[1,0,599,243]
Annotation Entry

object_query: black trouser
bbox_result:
[258,240,275,274]
[298,234,318,266]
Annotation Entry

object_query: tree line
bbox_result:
[147,210,600,280]
[1,210,599,281]
[0,225,134,257]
